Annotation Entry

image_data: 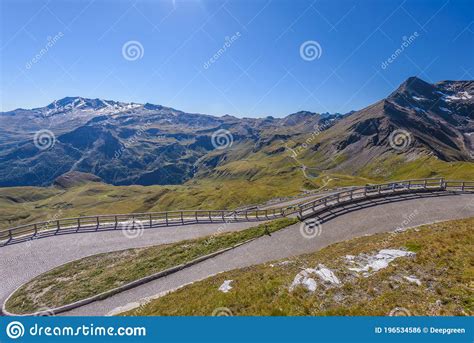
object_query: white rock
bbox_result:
[404,276,421,286]
[218,280,233,293]
[348,249,416,276]
[289,269,317,292]
[315,264,340,285]
[345,255,355,262]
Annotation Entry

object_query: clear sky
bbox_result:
[1,0,473,117]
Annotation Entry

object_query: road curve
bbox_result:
[1,192,473,316]
[0,221,264,309]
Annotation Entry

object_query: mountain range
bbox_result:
[0,76,472,187]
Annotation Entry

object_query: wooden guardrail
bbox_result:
[296,178,474,220]
[1,178,473,245]
[0,208,286,244]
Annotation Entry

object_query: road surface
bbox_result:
[1,191,473,316]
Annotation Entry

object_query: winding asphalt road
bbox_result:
[1,191,473,316]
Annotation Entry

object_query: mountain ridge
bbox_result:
[0,76,472,187]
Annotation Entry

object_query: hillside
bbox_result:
[122,217,474,316]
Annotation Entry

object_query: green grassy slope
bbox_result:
[122,217,474,316]
[1,152,473,230]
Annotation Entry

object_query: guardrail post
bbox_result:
[114,216,118,229]
[56,220,60,233]
[165,212,169,226]
[181,211,184,224]
[265,209,269,219]
[245,211,249,220]
[149,214,153,228]
[407,181,411,190]
[96,217,100,230]
[222,211,225,221]
[77,218,81,230]
[34,223,38,236]
[439,178,444,189]
[208,211,212,223]
[195,211,199,223]
[424,179,427,189]
[8,230,12,241]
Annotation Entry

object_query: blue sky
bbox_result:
[1,0,473,117]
